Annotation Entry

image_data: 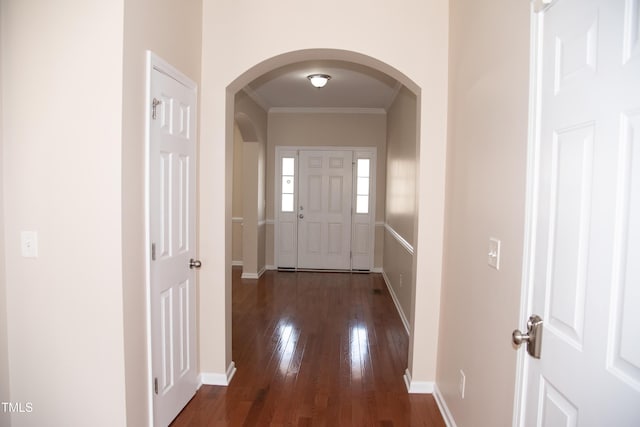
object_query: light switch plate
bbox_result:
[21,231,38,258]
[488,237,500,270]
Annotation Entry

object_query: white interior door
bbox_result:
[518,0,640,425]
[148,55,198,427]
[297,150,353,270]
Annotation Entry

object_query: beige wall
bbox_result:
[436,0,530,425]
[234,91,268,275]
[122,0,202,425]
[266,111,387,268]
[1,0,202,425]
[384,86,417,326]
[1,2,127,426]
[199,0,449,383]
[0,19,10,427]
[0,2,536,424]
[383,233,414,326]
[242,142,261,275]
[386,87,417,245]
[232,123,244,264]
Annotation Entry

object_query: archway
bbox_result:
[222,48,424,387]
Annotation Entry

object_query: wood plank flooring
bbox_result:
[170,268,446,427]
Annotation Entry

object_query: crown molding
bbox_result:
[385,81,404,111]
[241,86,270,112]
[268,107,386,115]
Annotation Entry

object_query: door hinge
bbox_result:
[152,98,161,120]
[154,377,159,395]
[151,243,156,261]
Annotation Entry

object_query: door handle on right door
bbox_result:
[512,314,543,359]
[299,213,304,219]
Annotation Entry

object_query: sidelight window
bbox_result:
[281,157,295,212]
[356,158,370,214]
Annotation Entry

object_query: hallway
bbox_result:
[170,268,445,426]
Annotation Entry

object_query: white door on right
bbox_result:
[520,0,640,426]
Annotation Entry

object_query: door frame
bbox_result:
[513,2,541,424]
[513,2,551,424]
[144,50,199,427]
[274,146,377,271]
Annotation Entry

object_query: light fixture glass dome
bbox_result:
[307,74,331,88]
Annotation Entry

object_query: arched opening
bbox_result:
[224,48,422,384]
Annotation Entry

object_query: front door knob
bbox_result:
[189,258,202,269]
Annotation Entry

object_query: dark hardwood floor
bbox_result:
[170,268,446,427]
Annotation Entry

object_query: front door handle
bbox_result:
[512,314,543,359]
[189,258,202,269]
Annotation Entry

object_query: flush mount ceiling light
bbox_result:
[307,74,331,88]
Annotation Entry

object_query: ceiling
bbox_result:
[243,60,402,111]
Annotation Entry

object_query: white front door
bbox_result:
[148,54,198,427]
[297,150,353,270]
[517,0,640,425]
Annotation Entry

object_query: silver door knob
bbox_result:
[189,258,202,269]
[299,213,304,219]
[512,314,543,359]
[512,329,530,346]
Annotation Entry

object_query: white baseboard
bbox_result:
[433,383,457,427]
[371,267,383,273]
[403,368,434,393]
[241,266,265,280]
[265,264,276,270]
[381,270,411,335]
[199,362,236,386]
[226,361,237,383]
[232,260,243,267]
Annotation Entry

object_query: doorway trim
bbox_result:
[512,3,545,424]
[274,145,377,271]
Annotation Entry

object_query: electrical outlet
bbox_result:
[459,369,466,399]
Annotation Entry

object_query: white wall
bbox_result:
[1,2,127,426]
[436,0,530,425]
[199,0,448,385]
